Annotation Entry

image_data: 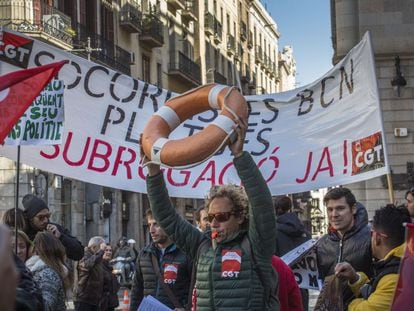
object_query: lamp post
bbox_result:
[391,56,407,97]
[70,37,102,61]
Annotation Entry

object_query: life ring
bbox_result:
[141,83,248,168]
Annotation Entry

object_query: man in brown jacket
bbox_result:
[73,236,106,311]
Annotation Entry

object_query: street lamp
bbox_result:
[70,37,102,61]
[390,56,407,97]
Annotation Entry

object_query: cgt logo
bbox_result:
[221,249,242,278]
[0,31,33,68]
[351,132,385,175]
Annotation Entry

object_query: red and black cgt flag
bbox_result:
[0,61,67,144]
[0,31,34,68]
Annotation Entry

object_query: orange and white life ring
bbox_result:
[141,83,248,168]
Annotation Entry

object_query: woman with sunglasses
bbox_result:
[144,117,278,311]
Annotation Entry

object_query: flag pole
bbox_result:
[14,145,21,254]
[387,173,395,204]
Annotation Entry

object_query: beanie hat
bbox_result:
[23,197,49,219]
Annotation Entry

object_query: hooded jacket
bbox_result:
[347,243,404,311]
[275,212,311,256]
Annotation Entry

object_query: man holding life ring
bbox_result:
[142,116,279,310]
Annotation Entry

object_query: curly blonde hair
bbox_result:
[205,184,249,227]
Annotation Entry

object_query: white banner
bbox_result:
[4,80,65,145]
[0,30,389,198]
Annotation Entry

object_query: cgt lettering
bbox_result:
[164,279,176,284]
[221,271,240,278]
[355,145,383,168]
[0,42,30,63]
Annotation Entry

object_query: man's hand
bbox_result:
[228,117,248,158]
[335,262,359,284]
[46,224,61,239]
[140,133,161,176]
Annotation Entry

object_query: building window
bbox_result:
[142,55,150,83]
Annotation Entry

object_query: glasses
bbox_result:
[35,213,51,221]
[207,211,238,223]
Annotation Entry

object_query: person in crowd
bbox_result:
[100,244,120,311]
[26,232,69,311]
[0,225,18,311]
[316,187,373,306]
[73,236,106,311]
[10,229,32,262]
[144,118,279,310]
[272,255,303,311]
[274,195,311,310]
[22,195,84,260]
[405,187,414,220]
[113,236,135,285]
[130,209,192,311]
[335,204,411,310]
[128,238,139,261]
[194,205,210,232]
[2,207,28,231]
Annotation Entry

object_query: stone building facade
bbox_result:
[0,0,296,248]
[331,0,414,214]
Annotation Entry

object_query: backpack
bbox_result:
[188,235,279,311]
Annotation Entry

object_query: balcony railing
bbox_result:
[234,43,242,61]
[72,22,131,75]
[119,3,142,33]
[227,34,235,56]
[205,12,214,36]
[241,64,250,83]
[169,51,201,86]
[213,19,222,43]
[0,2,74,47]
[247,31,253,49]
[182,1,197,23]
[214,70,227,84]
[140,14,164,48]
[255,45,263,64]
[167,0,185,11]
[240,21,247,41]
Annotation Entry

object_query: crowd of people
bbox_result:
[1,115,413,311]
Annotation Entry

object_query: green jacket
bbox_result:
[147,152,279,311]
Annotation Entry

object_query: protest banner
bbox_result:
[4,80,65,145]
[0,29,389,198]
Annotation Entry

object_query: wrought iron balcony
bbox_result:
[182,1,198,24]
[241,64,251,83]
[205,12,215,36]
[255,86,266,95]
[240,22,247,41]
[213,19,222,43]
[119,3,142,33]
[234,43,242,61]
[0,2,74,48]
[248,75,256,89]
[207,69,227,85]
[140,14,164,48]
[167,0,185,11]
[255,45,263,64]
[169,51,201,86]
[247,31,253,49]
[227,34,235,56]
[72,22,131,75]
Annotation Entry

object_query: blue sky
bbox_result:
[264,0,333,87]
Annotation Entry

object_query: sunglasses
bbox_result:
[36,213,51,221]
[207,211,238,223]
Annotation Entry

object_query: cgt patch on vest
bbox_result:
[221,249,241,278]
[163,263,179,284]
[0,30,33,69]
